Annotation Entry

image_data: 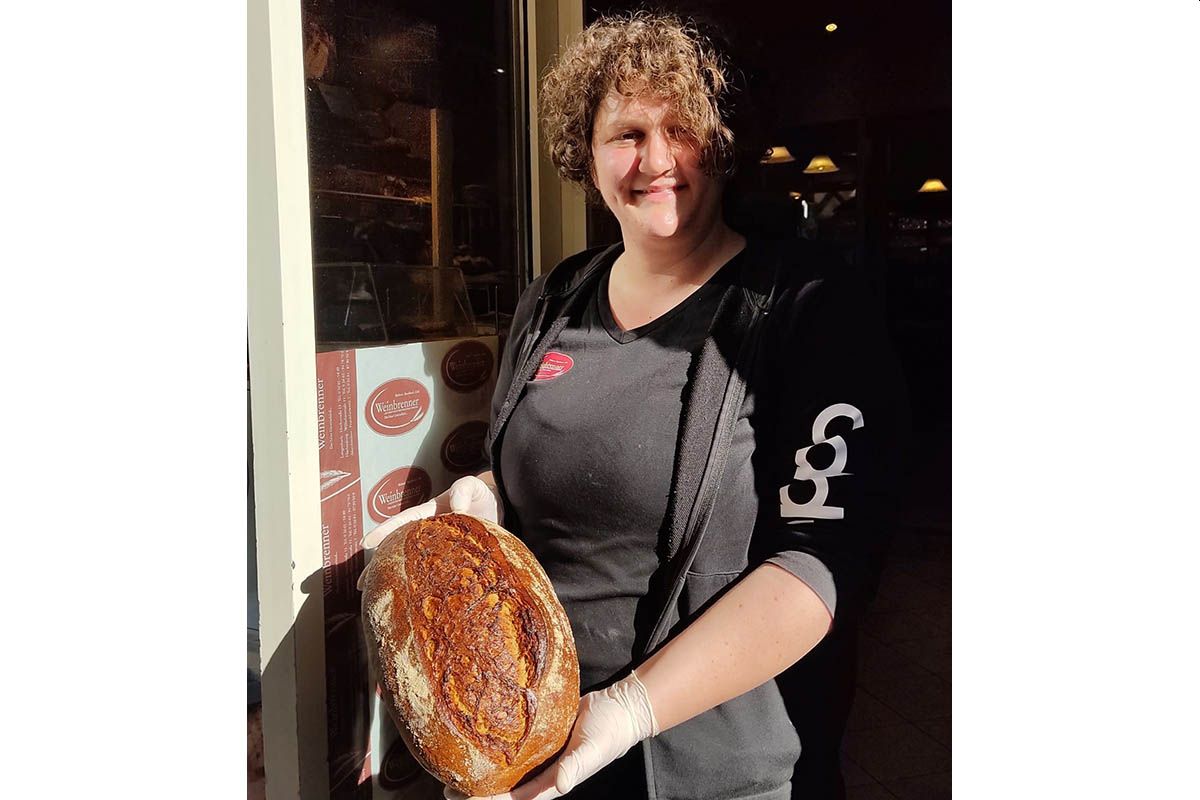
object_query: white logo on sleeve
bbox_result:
[779,402,863,523]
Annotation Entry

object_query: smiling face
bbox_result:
[589,91,725,244]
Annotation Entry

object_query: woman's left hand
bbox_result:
[443,672,659,800]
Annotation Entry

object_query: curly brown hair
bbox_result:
[539,11,739,203]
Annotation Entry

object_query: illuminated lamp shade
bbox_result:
[761,146,796,164]
[918,178,948,193]
[802,154,839,174]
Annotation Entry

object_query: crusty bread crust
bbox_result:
[362,513,580,795]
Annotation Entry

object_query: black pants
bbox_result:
[780,624,858,800]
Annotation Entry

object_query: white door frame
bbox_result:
[528,0,588,276]
[247,2,583,797]
[248,0,327,796]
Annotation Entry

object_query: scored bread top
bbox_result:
[363,513,579,795]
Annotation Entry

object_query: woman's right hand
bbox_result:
[361,472,501,550]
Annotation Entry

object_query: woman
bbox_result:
[364,11,906,800]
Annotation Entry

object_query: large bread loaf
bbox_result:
[361,513,579,795]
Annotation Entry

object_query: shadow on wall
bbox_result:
[252,557,447,800]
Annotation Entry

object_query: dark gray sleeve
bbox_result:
[763,550,839,618]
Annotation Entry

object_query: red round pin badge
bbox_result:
[533,351,574,381]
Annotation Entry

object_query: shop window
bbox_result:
[302,0,530,348]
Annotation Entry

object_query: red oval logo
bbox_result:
[365,379,430,436]
[440,420,490,473]
[441,341,495,392]
[366,467,432,524]
[377,736,423,790]
[532,351,574,381]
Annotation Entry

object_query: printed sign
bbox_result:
[314,336,498,799]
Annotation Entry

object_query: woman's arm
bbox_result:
[637,562,832,731]
[447,563,831,800]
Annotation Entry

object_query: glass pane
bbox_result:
[297,3,527,798]
[303,0,528,350]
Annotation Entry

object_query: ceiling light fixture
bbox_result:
[803,154,840,174]
[826,23,838,32]
[918,178,948,193]
[761,146,796,165]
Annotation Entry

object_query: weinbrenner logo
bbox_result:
[532,351,574,381]
[316,377,327,451]
[441,420,489,473]
[378,737,423,790]
[780,403,864,522]
[367,467,432,524]
[365,379,430,436]
[441,341,494,392]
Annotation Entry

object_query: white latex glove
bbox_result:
[443,671,660,800]
[357,474,501,590]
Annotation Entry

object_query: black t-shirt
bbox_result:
[490,237,908,799]
[500,248,743,691]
